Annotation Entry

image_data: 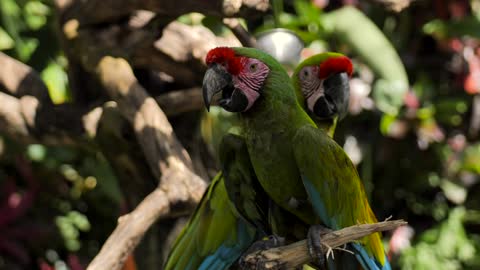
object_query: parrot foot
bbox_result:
[238,235,285,269]
[307,225,333,267]
[244,234,285,254]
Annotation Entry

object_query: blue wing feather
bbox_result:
[164,175,257,270]
[303,174,388,270]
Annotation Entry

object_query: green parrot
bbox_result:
[165,51,366,270]
[292,53,352,136]
[202,47,390,270]
[164,141,265,270]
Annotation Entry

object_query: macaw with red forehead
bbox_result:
[200,47,390,270]
[293,53,352,136]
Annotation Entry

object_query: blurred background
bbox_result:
[1,0,480,269]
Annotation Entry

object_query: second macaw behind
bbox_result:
[202,47,390,270]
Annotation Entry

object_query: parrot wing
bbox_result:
[219,133,270,234]
[292,125,390,270]
[164,173,257,270]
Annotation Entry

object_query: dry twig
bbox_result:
[242,220,407,269]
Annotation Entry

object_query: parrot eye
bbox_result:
[249,63,258,72]
[300,67,313,79]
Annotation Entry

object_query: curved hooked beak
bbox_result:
[311,72,350,120]
[202,63,232,111]
[202,63,250,112]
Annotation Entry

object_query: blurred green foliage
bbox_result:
[401,208,480,270]
[0,1,120,268]
[1,0,480,269]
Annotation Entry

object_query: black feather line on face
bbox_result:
[220,88,249,112]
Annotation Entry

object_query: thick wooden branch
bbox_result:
[96,56,194,171]
[155,87,203,116]
[64,20,240,86]
[0,88,203,146]
[86,189,170,270]
[0,52,51,103]
[0,92,31,141]
[367,0,413,12]
[0,50,204,144]
[223,18,257,47]
[87,56,207,270]
[60,0,269,26]
[242,220,407,269]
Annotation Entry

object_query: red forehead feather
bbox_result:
[206,47,235,65]
[205,47,243,75]
[318,56,353,79]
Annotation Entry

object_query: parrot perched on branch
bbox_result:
[163,146,265,270]
[202,47,390,270]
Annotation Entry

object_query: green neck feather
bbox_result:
[232,47,315,131]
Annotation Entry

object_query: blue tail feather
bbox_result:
[198,221,257,270]
[351,243,391,270]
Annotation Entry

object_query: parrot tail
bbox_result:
[351,243,391,270]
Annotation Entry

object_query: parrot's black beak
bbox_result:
[202,63,232,111]
[312,72,350,120]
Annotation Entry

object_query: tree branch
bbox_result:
[64,20,240,87]
[0,52,51,103]
[60,0,269,26]
[86,189,170,270]
[86,56,207,270]
[223,18,257,47]
[367,0,413,12]
[0,51,204,144]
[242,220,407,269]
[155,87,203,117]
[469,94,480,139]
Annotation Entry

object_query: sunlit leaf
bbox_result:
[68,211,91,232]
[41,59,70,104]
[0,0,39,61]
[27,144,47,161]
[0,26,14,50]
[380,114,396,135]
[24,1,50,30]
[293,0,321,24]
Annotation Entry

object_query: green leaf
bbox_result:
[24,1,50,30]
[461,143,480,174]
[68,210,91,232]
[27,144,47,161]
[400,207,478,270]
[41,59,70,104]
[201,16,228,36]
[373,79,408,115]
[441,180,467,204]
[323,7,409,115]
[0,0,39,61]
[380,113,396,135]
[423,17,480,39]
[0,26,14,50]
[293,0,321,23]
